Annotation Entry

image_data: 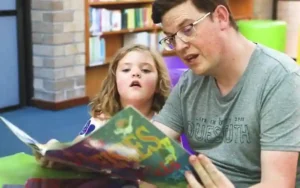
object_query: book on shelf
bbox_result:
[89,7,153,35]
[89,37,105,66]
[88,30,168,66]
[123,32,158,51]
[0,107,193,187]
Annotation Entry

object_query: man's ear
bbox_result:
[213,5,231,30]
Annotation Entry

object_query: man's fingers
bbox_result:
[185,171,203,188]
[189,155,216,188]
[198,155,234,187]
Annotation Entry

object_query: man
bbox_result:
[151,0,300,187]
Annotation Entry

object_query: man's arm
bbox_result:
[153,120,181,140]
[152,71,189,140]
[255,71,300,187]
[249,151,298,188]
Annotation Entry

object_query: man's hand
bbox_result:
[185,154,234,188]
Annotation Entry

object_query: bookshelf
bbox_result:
[89,0,154,7]
[228,0,254,20]
[84,0,254,100]
[90,26,161,37]
[85,0,171,99]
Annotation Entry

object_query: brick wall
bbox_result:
[31,0,86,102]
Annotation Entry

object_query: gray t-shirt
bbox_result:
[154,44,300,187]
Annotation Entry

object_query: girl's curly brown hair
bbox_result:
[89,44,171,118]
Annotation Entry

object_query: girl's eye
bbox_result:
[122,69,130,72]
[142,69,151,73]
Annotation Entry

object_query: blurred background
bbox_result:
[0,0,300,157]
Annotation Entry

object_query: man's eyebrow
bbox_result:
[163,18,194,36]
[163,30,174,36]
[178,18,193,28]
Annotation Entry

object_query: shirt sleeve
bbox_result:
[153,72,187,134]
[260,71,300,151]
[78,117,106,137]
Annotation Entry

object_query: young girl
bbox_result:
[78,43,171,137]
[35,44,171,187]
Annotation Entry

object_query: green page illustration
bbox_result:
[1,107,193,186]
[45,107,192,185]
[92,106,192,183]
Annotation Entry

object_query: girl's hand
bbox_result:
[33,139,94,172]
[138,180,157,188]
[185,154,234,188]
[33,139,64,169]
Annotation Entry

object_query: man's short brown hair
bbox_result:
[152,0,238,30]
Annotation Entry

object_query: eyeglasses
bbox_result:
[159,12,211,51]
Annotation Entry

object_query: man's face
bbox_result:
[161,1,224,75]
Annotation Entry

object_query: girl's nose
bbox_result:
[132,73,141,78]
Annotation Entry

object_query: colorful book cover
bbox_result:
[2,185,24,188]
[0,107,192,186]
[24,177,138,188]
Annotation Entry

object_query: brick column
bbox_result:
[30,0,88,110]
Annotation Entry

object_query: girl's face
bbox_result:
[116,51,159,107]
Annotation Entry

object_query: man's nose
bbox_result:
[175,36,189,52]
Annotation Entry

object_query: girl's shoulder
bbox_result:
[95,112,110,121]
[94,112,110,128]
[78,113,110,137]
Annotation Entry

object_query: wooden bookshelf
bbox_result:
[90,26,160,37]
[84,0,254,100]
[89,0,154,10]
[162,50,176,56]
[228,0,254,20]
[90,0,154,7]
[85,0,164,99]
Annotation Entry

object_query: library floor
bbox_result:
[0,105,90,157]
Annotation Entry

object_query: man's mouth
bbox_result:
[130,81,141,87]
[184,54,199,63]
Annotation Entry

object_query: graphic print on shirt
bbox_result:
[79,119,96,136]
[187,116,251,144]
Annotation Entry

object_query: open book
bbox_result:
[23,177,139,188]
[0,107,193,186]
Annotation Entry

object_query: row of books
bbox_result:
[89,7,153,35]
[89,37,106,67]
[89,31,166,67]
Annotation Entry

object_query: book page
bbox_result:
[0,116,43,153]
[42,107,191,185]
